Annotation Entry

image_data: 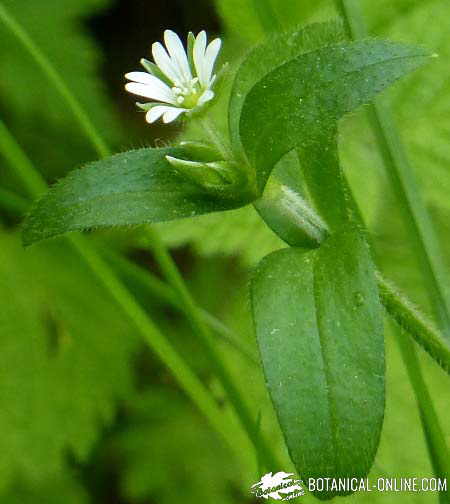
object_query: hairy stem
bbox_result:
[199,116,233,160]
[377,274,450,375]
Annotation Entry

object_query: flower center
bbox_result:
[172,77,202,109]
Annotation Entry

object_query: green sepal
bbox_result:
[136,101,166,112]
[187,32,196,76]
[178,141,222,163]
[165,156,248,197]
[165,156,227,186]
[140,58,172,86]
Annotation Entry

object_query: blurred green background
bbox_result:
[0,0,449,502]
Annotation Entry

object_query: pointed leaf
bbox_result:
[22,147,249,245]
[251,229,384,499]
[239,39,432,191]
[229,21,346,157]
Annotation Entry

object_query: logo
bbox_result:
[251,472,305,501]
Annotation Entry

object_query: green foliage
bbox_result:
[298,132,351,232]
[228,21,347,159]
[0,231,137,489]
[175,0,450,271]
[238,39,431,191]
[1,475,89,504]
[251,229,384,499]
[0,0,122,184]
[22,147,251,245]
[2,0,450,502]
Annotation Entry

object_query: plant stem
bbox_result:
[199,116,232,160]
[334,0,450,339]
[0,2,110,159]
[335,0,450,492]
[145,226,280,468]
[395,331,450,502]
[377,274,450,375]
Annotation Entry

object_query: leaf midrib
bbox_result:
[311,251,338,474]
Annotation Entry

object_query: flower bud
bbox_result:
[255,178,328,248]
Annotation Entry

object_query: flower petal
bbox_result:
[125,80,176,105]
[163,107,187,123]
[193,31,207,86]
[197,89,215,106]
[146,105,174,123]
[126,72,162,85]
[203,38,222,86]
[152,42,183,85]
[164,30,192,83]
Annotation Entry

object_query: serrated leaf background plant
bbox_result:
[0,0,449,502]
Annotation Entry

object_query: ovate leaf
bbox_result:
[251,228,384,499]
[239,39,431,191]
[229,21,346,156]
[22,147,249,245]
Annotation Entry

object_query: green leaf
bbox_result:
[229,21,347,158]
[251,228,384,499]
[297,129,351,231]
[22,147,249,245]
[239,39,432,191]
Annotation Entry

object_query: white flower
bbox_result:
[125,30,222,124]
